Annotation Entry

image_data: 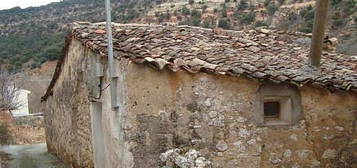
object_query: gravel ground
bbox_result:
[0,143,68,168]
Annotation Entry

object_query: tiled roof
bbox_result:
[44,22,357,101]
[73,22,357,92]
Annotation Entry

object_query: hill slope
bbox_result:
[0,0,162,70]
[0,0,356,70]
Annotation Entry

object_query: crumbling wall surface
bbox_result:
[43,39,96,168]
[122,63,357,168]
[300,87,357,167]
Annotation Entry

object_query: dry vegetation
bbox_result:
[0,122,12,145]
[0,112,45,145]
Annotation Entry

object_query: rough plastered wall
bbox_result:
[116,63,357,168]
[43,39,97,168]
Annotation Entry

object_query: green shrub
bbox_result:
[331,0,342,6]
[332,19,344,27]
[157,12,165,22]
[191,10,202,18]
[331,12,345,27]
[345,0,356,15]
[267,3,278,15]
[239,12,256,24]
[202,5,208,12]
[287,12,298,21]
[203,20,214,28]
[264,0,272,6]
[182,6,190,15]
[237,1,249,10]
[300,6,315,21]
[190,16,201,26]
[189,0,195,5]
[180,15,201,27]
[299,20,314,33]
[298,6,315,33]
[126,8,140,21]
[218,19,230,29]
[221,4,227,17]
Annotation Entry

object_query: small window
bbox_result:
[255,83,302,126]
[264,102,280,118]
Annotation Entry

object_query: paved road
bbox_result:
[0,143,68,168]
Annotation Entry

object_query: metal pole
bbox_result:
[105,0,118,109]
[309,0,329,67]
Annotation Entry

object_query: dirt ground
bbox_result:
[0,111,47,167]
[7,118,46,145]
[0,144,68,168]
[0,111,46,145]
[0,151,11,167]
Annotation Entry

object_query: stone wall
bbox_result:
[43,39,97,168]
[43,39,357,168]
[113,63,357,168]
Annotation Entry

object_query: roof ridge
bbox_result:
[72,22,313,39]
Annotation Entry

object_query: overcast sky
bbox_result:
[0,0,60,10]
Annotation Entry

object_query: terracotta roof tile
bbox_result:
[68,22,357,93]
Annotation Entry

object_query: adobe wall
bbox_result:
[42,39,97,168]
[115,63,357,168]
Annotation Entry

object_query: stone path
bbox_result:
[0,143,68,168]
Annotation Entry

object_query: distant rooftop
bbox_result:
[48,22,357,99]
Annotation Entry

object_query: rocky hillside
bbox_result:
[0,0,356,70]
[139,0,356,54]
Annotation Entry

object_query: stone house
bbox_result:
[41,22,357,168]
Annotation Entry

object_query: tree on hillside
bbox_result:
[0,68,21,111]
[221,3,228,17]
[239,12,256,24]
[182,6,191,15]
[191,9,202,18]
[203,19,214,28]
[299,5,315,33]
[237,0,249,10]
[264,0,272,6]
[267,3,278,15]
[218,19,230,29]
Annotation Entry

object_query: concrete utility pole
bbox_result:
[309,0,329,67]
[105,0,118,109]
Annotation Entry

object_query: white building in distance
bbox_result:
[11,89,31,117]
